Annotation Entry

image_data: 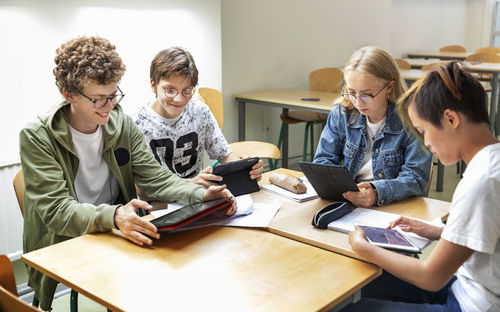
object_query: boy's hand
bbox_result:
[343,182,376,207]
[202,185,237,216]
[189,166,222,188]
[249,159,264,181]
[114,199,160,246]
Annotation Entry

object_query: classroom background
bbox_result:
[0,0,497,309]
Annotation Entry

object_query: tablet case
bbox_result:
[298,161,358,201]
[150,198,234,232]
[212,157,260,196]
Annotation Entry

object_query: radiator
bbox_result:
[0,161,23,260]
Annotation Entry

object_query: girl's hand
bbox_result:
[343,182,376,207]
[388,216,443,241]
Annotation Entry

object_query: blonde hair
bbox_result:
[341,46,406,114]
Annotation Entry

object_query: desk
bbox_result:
[407,50,472,60]
[234,88,341,168]
[403,58,442,69]
[23,227,379,311]
[256,169,451,261]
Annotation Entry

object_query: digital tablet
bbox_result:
[212,157,260,196]
[360,225,420,253]
[150,198,234,231]
[298,161,358,201]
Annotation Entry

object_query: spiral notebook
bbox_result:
[327,208,441,250]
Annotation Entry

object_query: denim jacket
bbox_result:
[314,104,432,206]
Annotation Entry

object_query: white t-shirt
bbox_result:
[69,125,120,205]
[356,117,386,181]
[441,142,500,312]
[133,99,231,178]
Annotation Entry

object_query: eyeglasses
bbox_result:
[341,84,388,105]
[79,86,125,109]
[163,87,195,98]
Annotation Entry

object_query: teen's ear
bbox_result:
[63,91,74,103]
[150,79,157,94]
[442,109,460,129]
[386,79,395,93]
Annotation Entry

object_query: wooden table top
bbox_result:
[23,226,379,312]
[256,169,450,261]
[407,50,472,60]
[234,88,341,112]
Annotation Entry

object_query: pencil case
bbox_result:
[311,201,353,229]
[269,173,307,194]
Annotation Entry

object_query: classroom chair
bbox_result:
[198,88,281,169]
[14,169,85,312]
[395,58,411,70]
[476,46,500,54]
[276,67,343,167]
[439,45,466,52]
[0,255,40,311]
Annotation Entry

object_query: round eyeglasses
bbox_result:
[341,84,388,105]
[163,88,195,98]
[79,86,125,109]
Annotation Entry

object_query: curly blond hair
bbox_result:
[53,36,126,94]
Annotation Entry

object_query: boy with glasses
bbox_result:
[19,36,235,311]
[134,47,263,188]
[314,46,431,207]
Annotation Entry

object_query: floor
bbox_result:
[12,160,461,311]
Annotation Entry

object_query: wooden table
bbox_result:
[23,226,379,312]
[407,50,472,60]
[255,169,451,261]
[234,88,341,168]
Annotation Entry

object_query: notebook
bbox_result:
[327,207,442,251]
[261,177,319,202]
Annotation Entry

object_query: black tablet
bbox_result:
[212,157,260,196]
[150,198,233,231]
[298,161,358,201]
[360,225,420,253]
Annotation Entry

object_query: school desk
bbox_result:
[406,50,472,60]
[22,226,380,312]
[234,88,341,168]
[255,169,451,262]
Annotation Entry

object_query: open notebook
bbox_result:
[327,207,444,251]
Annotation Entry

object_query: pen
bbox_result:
[210,160,221,168]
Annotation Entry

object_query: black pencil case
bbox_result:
[311,201,353,229]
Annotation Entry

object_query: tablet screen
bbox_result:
[360,225,419,253]
[151,198,232,229]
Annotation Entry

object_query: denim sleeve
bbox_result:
[313,105,344,165]
[372,135,432,206]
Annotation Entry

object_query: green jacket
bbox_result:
[20,102,204,310]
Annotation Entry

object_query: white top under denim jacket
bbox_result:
[313,103,432,206]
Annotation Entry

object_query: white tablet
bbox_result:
[360,225,420,253]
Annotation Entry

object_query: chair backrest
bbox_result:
[309,68,343,92]
[476,46,500,54]
[466,52,500,63]
[439,45,466,52]
[13,169,24,217]
[421,62,449,71]
[229,141,280,160]
[394,59,411,70]
[0,285,39,312]
[0,255,17,297]
[198,87,223,128]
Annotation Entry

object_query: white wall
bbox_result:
[221,0,486,160]
[0,0,222,257]
[0,0,221,166]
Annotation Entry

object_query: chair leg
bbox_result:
[268,159,275,171]
[309,123,314,161]
[274,122,286,169]
[70,289,78,312]
[32,296,39,307]
[303,123,311,161]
